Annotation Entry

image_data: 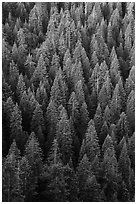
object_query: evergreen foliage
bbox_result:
[2,2,135,201]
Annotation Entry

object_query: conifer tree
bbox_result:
[20,90,32,132]
[100,120,109,146]
[94,103,103,136]
[25,53,35,79]
[31,103,45,134]
[128,168,135,200]
[75,80,85,106]
[10,103,23,150]
[98,71,113,111]
[80,119,100,162]
[31,54,49,91]
[17,28,27,67]
[36,81,48,110]
[5,97,15,123]
[63,57,72,89]
[103,105,111,127]
[90,51,99,70]
[25,132,43,184]
[46,100,58,140]
[126,90,135,131]
[82,174,102,202]
[50,52,60,80]
[20,155,36,201]
[125,66,135,97]
[118,140,131,187]
[9,60,19,92]
[43,138,68,201]
[116,112,129,143]
[110,53,120,87]
[91,155,100,179]
[110,83,122,123]
[56,107,72,164]
[76,154,92,199]
[79,101,89,134]
[2,75,13,102]
[117,76,126,111]
[16,74,26,101]
[89,63,100,94]
[71,60,84,87]
[101,133,119,201]
[128,132,135,170]
[50,68,68,107]
[2,140,23,202]
[68,91,79,124]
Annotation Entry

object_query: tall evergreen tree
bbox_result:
[31,103,45,134]
[118,140,131,187]
[10,103,23,150]
[94,103,103,136]
[31,54,49,91]
[46,99,58,141]
[16,74,26,101]
[68,91,79,124]
[98,71,113,111]
[42,138,68,201]
[56,107,72,164]
[9,60,19,92]
[110,83,122,123]
[25,53,36,79]
[80,119,100,162]
[128,132,135,170]
[116,112,129,143]
[2,140,23,202]
[25,132,43,181]
[126,90,135,132]
[50,68,68,107]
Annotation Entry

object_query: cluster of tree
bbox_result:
[2,2,135,202]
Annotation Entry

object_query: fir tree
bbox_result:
[16,74,26,101]
[43,139,68,201]
[31,54,49,91]
[126,90,135,132]
[76,154,92,200]
[110,83,122,123]
[110,52,120,87]
[118,140,131,187]
[50,52,60,80]
[9,60,19,92]
[25,53,35,79]
[128,132,135,170]
[50,68,68,107]
[56,107,72,164]
[116,112,129,143]
[98,71,113,111]
[103,105,111,127]
[94,103,103,136]
[25,132,43,181]
[125,66,135,97]
[80,119,100,162]
[31,103,45,136]
[10,103,23,150]
[68,91,79,124]
[74,80,85,106]
[99,121,109,147]
[46,99,58,141]
[2,140,23,202]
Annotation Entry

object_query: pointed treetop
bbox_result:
[102,134,115,155]
[47,138,62,166]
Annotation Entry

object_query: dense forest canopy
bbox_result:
[2,2,135,202]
